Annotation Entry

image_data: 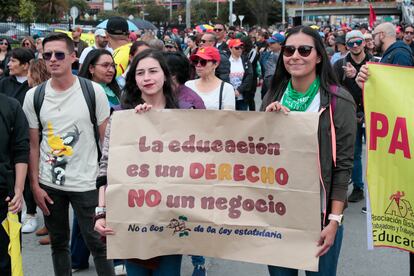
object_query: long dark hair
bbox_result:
[122,49,178,109]
[0,37,11,52]
[263,26,338,108]
[78,49,121,99]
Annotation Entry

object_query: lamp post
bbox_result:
[229,0,234,26]
[186,0,191,29]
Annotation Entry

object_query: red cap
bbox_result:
[228,39,243,48]
[190,46,221,63]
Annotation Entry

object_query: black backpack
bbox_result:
[33,77,101,160]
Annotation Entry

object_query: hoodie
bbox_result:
[381,40,414,66]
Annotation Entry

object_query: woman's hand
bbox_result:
[265,101,290,115]
[356,64,369,89]
[94,218,115,236]
[5,192,23,214]
[134,103,153,113]
[316,221,338,257]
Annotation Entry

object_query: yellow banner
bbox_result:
[54,30,95,46]
[365,63,414,253]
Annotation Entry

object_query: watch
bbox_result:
[95,206,106,216]
[328,214,344,226]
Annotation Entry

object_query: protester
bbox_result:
[363,33,376,57]
[22,32,114,276]
[228,39,253,111]
[333,30,373,204]
[263,33,284,99]
[262,25,356,275]
[241,35,260,110]
[35,37,44,59]
[184,35,198,58]
[198,32,230,82]
[79,29,112,69]
[94,49,182,276]
[164,39,178,52]
[0,37,11,78]
[214,23,230,56]
[21,36,36,52]
[185,46,235,110]
[26,59,51,244]
[0,91,29,276]
[71,27,88,74]
[402,24,414,53]
[330,35,348,64]
[163,52,205,109]
[106,17,131,77]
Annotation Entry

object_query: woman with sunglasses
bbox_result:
[21,36,36,52]
[185,46,235,110]
[94,49,183,276]
[228,39,253,111]
[0,37,11,78]
[262,25,356,276]
[78,49,121,109]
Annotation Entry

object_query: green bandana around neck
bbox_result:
[281,77,320,112]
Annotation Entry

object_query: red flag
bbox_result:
[369,4,377,29]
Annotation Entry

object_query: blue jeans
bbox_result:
[71,214,90,269]
[351,123,364,190]
[125,255,182,276]
[268,225,344,276]
[41,184,114,276]
[191,255,205,266]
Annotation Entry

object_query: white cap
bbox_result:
[94,29,106,37]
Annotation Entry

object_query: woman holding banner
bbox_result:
[94,49,183,276]
[262,26,356,275]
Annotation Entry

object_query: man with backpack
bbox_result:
[22,32,114,276]
[333,30,373,204]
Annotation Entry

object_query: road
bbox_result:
[21,89,409,276]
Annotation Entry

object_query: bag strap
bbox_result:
[218,81,224,110]
[78,77,101,160]
[33,81,47,138]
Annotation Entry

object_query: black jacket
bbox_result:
[0,94,29,192]
[0,76,30,106]
[231,55,254,100]
[261,83,356,224]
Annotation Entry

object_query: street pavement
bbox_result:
[21,90,410,276]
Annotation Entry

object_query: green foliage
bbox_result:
[19,0,36,23]
[0,0,19,21]
[144,5,168,24]
[35,0,69,22]
[118,0,139,16]
[69,0,88,15]
[96,10,120,21]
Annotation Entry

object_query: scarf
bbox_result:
[282,78,320,112]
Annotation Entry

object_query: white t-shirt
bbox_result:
[229,56,244,100]
[79,45,114,66]
[185,80,235,110]
[23,78,110,192]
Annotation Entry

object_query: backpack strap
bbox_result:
[33,81,47,138]
[78,77,101,160]
[218,81,224,110]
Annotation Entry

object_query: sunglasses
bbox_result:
[405,31,414,35]
[233,46,243,50]
[192,59,212,67]
[346,39,363,48]
[95,62,116,70]
[282,45,314,57]
[165,45,176,49]
[200,39,211,44]
[43,51,67,61]
[214,28,223,32]
[0,42,8,45]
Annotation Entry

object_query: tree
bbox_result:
[69,0,88,16]
[35,0,69,22]
[19,0,36,23]
[0,0,19,21]
[118,0,139,16]
[145,5,168,25]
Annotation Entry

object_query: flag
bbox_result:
[369,4,377,29]
[2,212,23,276]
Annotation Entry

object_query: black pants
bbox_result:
[0,190,11,276]
[23,177,37,214]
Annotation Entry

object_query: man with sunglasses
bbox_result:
[214,23,230,56]
[333,30,374,204]
[22,33,114,276]
[262,33,284,99]
[198,32,230,82]
[403,25,414,54]
[79,29,112,70]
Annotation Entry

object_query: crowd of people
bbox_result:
[0,14,413,276]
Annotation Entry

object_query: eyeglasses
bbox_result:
[233,46,243,50]
[282,45,314,57]
[165,45,176,49]
[0,42,8,46]
[43,51,67,61]
[95,62,116,70]
[24,43,31,46]
[214,28,223,32]
[192,59,212,67]
[200,39,210,44]
[346,39,363,48]
[405,31,414,35]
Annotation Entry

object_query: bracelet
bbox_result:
[93,213,106,225]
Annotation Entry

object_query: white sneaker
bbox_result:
[114,264,126,276]
[22,215,38,233]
